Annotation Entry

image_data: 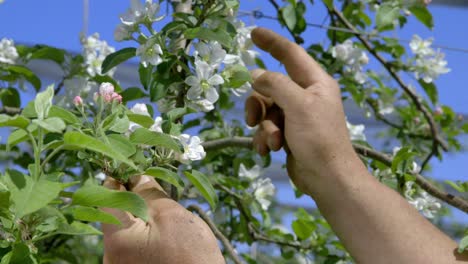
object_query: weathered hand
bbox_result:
[101,176,224,264]
[246,27,359,196]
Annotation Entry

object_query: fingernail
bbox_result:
[251,69,266,81]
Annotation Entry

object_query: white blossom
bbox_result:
[404,181,441,219]
[185,59,224,104]
[176,134,206,163]
[81,33,116,77]
[149,116,163,133]
[346,120,366,141]
[194,41,226,68]
[409,35,450,83]
[114,24,134,42]
[120,0,162,26]
[95,172,106,182]
[130,103,150,116]
[331,40,369,84]
[137,38,163,67]
[251,178,275,210]
[56,77,97,108]
[239,163,262,180]
[230,82,251,97]
[0,38,18,64]
[187,98,215,112]
[232,23,258,66]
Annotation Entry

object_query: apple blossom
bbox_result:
[194,41,227,68]
[130,103,150,116]
[120,0,162,26]
[404,181,441,219]
[346,120,366,141]
[73,96,83,106]
[0,38,18,64]
[176,134,206,163]
[149,116,163,133]
[137,38,164,67]
[81,33,116,77]
[185,59,224,104]
[251,178,275,210]
[239,163,262,180]
[331,40,369,84]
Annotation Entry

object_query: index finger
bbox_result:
[251,27,328,88]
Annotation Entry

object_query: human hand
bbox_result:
[101,176,224,264]
[245,28,361,196]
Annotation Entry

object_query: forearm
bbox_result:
[307,154,464,264]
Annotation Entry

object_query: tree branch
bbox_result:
[329,7,448,159]
[187,204,246,264]
[202,137,468,213]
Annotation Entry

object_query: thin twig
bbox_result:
[329,8,448,164]
[202,137,468,213]
[187,204,246,264]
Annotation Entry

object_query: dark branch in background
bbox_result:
[0,106,21,115]
[202,137,468,213]
[54,78,65,95]
[329,8,449,172]
[187,205,246,264]
[215,184,316,250]
[267,0,304,44]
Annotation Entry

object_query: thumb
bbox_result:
[251,69,304,111]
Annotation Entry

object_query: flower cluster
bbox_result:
[0,38,18,64]
[409,35,450,83]
[331,40,369,84]
[93,82,122,103]
[81,33,116,77]
[404,181,441,218]
[239,163,275,210]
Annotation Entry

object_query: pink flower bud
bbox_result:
[73,96,83,106]
[434,106,443,116]
[99,82,114,97]
[111,92,122,103]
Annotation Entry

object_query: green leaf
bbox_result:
[419,80,438,104]
[101,47,136,74]
[56,221,102,236]
[139,64,153,90]
[184,170,217,210]
[32,117,66,133]
[63,131,137,170]
[292,219,316,240]
[35,84,54,120]
[30,45,65,65]
[5,65,41,91]
[130,127,182,153]
[107,134,136,158]
[103,113,130,133]
[9,243,33,264]
[391,147,416,174]
[409,5,433,29]
[5,171,62,218]
[184,27,232,49]
[7,129,29,149]
[444,180,466,193]
[459,235,468,253]
[72,206,121,225]
[49,105,80,124]
[121,87,148,103]
[0,115,29,129]
[376,3,400,30]
[282,4,297,31]
[127,113,155,128]
[0,87,20,108]
[72,185,148,221]
[145,167,184,191]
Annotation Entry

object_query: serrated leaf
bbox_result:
[0,87,20,108]
[282,4,297,31]
[5,65,41,91]
[121,87,148,103]
[0,115,29,129]
[72,206,121,225]
[184,27,232,49]
[292,219,316,240]
[63,131,137,170]
[33,117,66,133]
[107,134,136,158]
[101,47,136,74]
[145,167,184,191]
[49,105,80,124]
[72,185,148,221]
[419,79,438,104]
[376,3,399,30]
[35,84,54,120]
[130,127,182,153]
[184,170,217,210]
[127,113,155,128]
[5,170,62,218]
[409,5,433,29]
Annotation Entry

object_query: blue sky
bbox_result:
[0,1,467,220]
